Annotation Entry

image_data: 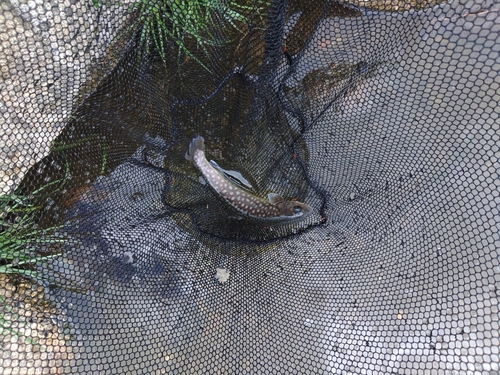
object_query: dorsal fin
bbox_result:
[268,193,284,205]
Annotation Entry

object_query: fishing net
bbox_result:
[1,0,499,373]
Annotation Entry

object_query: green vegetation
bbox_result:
[0,189,63,281]
[93,0,268,71]
[51,133,108,175]
[0,182,65,280]
[0,184,64,348]
[50,134,100,152]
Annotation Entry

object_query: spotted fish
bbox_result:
[185,136,313,222]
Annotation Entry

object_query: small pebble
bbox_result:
[215,268,230,283]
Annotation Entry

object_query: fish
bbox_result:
[185,136,313,222]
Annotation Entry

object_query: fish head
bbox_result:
[279,200,313,218]
[268,193,313,219]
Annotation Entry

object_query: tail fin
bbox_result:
[185,136,205,162]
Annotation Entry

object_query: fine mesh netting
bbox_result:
[1,0,499,374]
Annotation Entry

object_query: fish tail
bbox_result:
[185,136,205,162]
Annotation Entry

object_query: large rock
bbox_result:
[0,0,129,194]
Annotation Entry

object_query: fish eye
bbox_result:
[293,206,302,213]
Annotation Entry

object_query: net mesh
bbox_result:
[1,0,499,374]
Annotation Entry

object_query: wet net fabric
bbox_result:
[1,0,499,374]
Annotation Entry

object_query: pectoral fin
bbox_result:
[210,160,253,189]
[268,193,284,205]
